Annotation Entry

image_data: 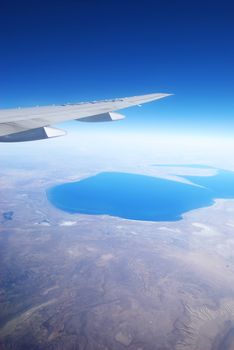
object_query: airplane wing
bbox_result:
[0,92,171,142]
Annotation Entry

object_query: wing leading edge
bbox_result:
[0,92,171,142]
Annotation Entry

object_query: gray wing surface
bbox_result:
[0,92,171,141]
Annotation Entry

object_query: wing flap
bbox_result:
[77,112,125,122]
[0,126,66,142]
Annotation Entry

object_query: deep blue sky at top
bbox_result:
[0,0,234,135]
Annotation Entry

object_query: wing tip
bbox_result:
[139,92,174,102]
[153,92,174,97]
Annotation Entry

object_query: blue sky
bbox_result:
[0,0,234,135]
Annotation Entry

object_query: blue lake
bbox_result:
[47,169,234,221]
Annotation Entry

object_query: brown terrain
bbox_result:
[1,166,234,349]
